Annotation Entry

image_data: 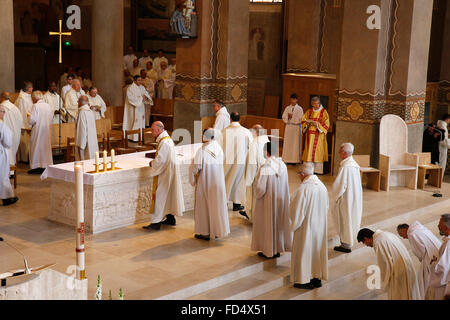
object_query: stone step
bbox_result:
[256,215,444,301]
[155,195,448,300]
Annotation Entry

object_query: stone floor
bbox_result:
[1,163,449,300]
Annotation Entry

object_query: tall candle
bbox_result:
[111,149,115,164]
[95,152,99,167]
[103,150,107,168]
[74,162,85,280]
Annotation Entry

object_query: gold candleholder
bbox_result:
[94,164,100,173]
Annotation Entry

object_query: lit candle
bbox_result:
[74,162,85,280]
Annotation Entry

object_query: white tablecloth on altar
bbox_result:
[41,143,202,185]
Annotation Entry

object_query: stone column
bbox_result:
[335,0,433,170]
[285,0,344,74]
[438,1,450,119]
[174,0,249,137]
[0,0,15,92]
[92,0,124,106]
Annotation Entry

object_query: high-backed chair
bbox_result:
[379,115,419,191]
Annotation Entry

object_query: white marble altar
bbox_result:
[43,144,201,234]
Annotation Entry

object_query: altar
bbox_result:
[42,144,202,234]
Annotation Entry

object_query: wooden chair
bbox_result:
[379,115,419,192]
[142,128,157,148]
[97,133,106,151]
[9,165,17,189]
[107,131,136,155]
[417,152,442,189]
[125,130,154,152]
[65,137,76,162]
[353,155,381,192]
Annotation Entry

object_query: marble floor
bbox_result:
[1,163,449,300]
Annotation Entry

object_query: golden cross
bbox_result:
[49,20,72,64]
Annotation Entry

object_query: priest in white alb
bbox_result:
[64,79,86,123]
[75,96,99,161]
[242,125,269,220]
[251,142,292,259]
[290,163,329,290]
[123,75,151,142]
[87,87,107,120]
[397,222,442,299]
[28,91,54,173]
[143,122,185,231]
[15,81,34,163]
[429,214,450,300]
[44,81,66,124]
[331,143,363,254]
[157,61,175,99]
[0,104,19,206]
[0,92,22,167]
[213,101,230,133]
[358,228,420,300]
[219,112,253,213]
[282,93,304,164]
[189,128,230,241]
[61,74,74,100]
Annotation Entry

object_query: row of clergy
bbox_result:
[0,81,106,165]
[123,47,174,76]
[0,92,107,206]
[139,118,449,300]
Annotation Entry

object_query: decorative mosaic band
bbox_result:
[337,92,425,125]
[174,78,248,105]
[438,81,450,103]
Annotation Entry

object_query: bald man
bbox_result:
[0,92,22,166]
[143,122,185,231]
[0,104,18,206]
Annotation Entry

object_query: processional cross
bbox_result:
[49,20,72,64]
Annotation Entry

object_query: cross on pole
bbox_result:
[49,20,72,64]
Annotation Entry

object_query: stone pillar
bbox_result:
[285,0,344,74]
[384,0,433,153]
[335,0,433,170]
[92,0,124,106]
[438,1,450,119]
[174,0,249,137]
[0,0,15,92]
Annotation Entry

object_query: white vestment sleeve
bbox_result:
[254,170,268,200]
[76,113,88,150]
[0,124,12,149]
[189,148,203,187]
[408,233,427,262]
[289,189,306,232]
[29,105,37,127]
[282,107,290,124]
[149,142,171,177]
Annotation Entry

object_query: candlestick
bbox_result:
[74,162,86,280]
[103,150,107,172]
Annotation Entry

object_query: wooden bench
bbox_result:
[51,118,112,149]
[353,155,381,192]
[417,152,442,190]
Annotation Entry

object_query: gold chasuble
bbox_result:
[301,106,330,163]
[150,136,171,214]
